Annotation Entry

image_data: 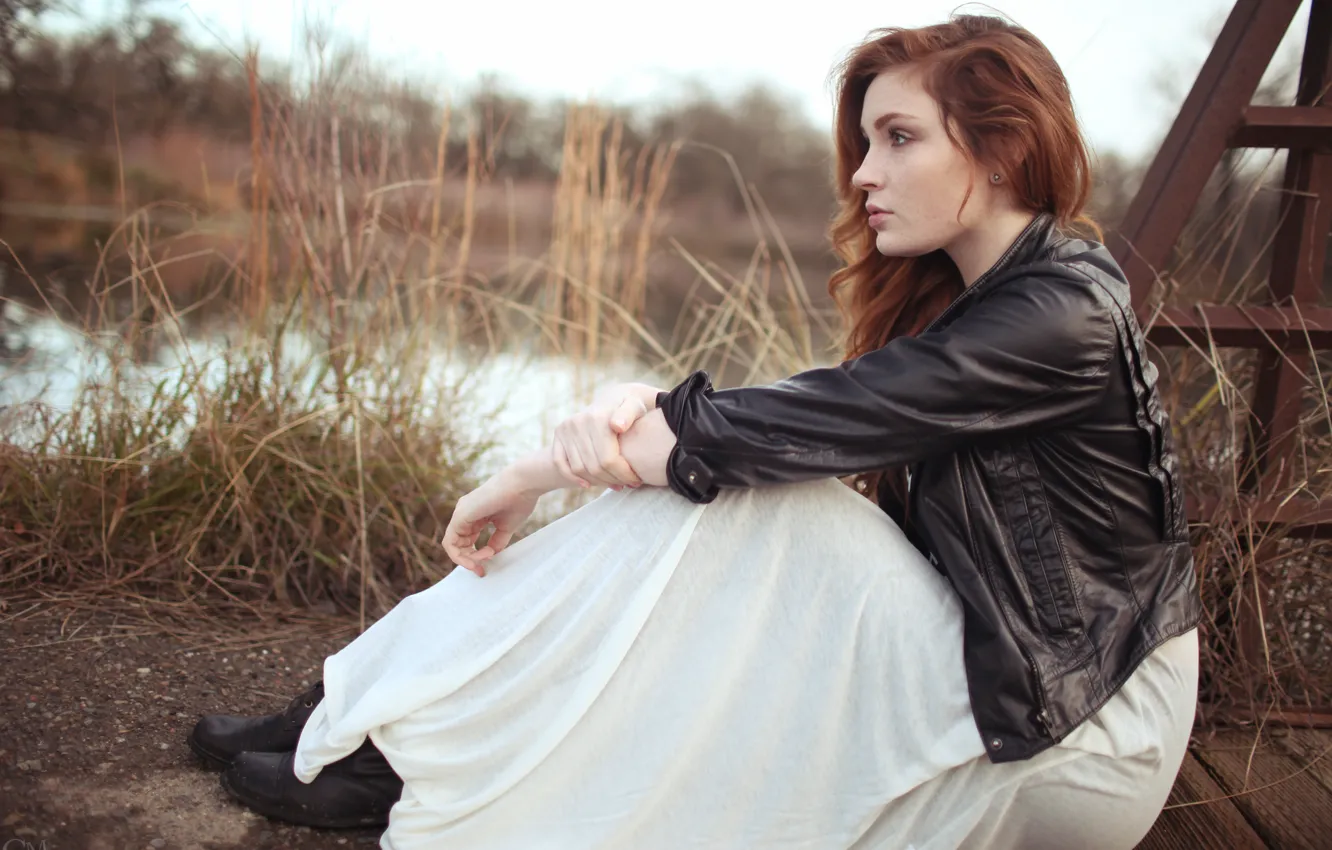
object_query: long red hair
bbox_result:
[829,14,1100,513]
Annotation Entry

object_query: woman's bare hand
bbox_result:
[441,470,541,577]
[552,384,655,490]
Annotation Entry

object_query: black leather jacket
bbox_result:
[655,213,1202,763]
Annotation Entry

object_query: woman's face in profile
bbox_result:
[851,67,1001,259]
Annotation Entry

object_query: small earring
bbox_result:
[990,173,1002,184]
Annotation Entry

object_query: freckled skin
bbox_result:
[851,67,1034,286]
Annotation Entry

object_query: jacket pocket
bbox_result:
[988,445,1093,668]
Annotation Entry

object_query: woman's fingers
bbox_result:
[467,546,492,577]
[442,506,488,575]
[487,528,515,554]
[609,396,648,434]
[572,410,642,488]
[601,453,642,487]
[442,522,471,560]
[553,396,648,490]
[444,533,480,574]
[447,525,514,578]
[552,438,590,488]
[597,407,644,486]
[572,420,614,485]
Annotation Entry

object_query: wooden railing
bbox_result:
[1108,0,1331,717]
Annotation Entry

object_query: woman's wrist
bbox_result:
[594,381,661,412]
[630,382,663,410]
[498,447,570,498]
[496,384,664,497]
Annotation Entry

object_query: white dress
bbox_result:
[292,478,1198,850]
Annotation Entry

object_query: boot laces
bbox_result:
[281,679,325,719]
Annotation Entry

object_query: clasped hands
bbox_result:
[441,382,660,577]
[551,383,653,492]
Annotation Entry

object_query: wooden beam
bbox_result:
[1277,730,1332,794]
[1187,495,1332,538]
[1136,753,1268,850]
[1230,710,1332,727]
[1230,105,1332,148]
[1143,304,1332,348]
[1244,1,1332,494]
[1195,732,1332,850]
[1108,0,1305,313]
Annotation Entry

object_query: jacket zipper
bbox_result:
[917,213,1049,338]
[957,461,1052,742]
[906,214,1051,499]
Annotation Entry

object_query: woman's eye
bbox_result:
[889,130,909,146]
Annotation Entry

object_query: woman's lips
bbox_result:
[868,211,891,227]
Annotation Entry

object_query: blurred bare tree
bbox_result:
[0,0,56,132]
[0,1,1226,299]
[647,83,832,220]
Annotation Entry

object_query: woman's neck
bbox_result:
[946,207,1038,287]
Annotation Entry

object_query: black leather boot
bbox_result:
[189,680,325,769]
[219,738,404,829]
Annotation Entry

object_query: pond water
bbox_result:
[0,300,670,519]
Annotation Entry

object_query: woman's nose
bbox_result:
[851,162,880,192]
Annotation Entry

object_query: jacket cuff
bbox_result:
[657,369,720,503]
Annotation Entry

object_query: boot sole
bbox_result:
[218,768,391,830]
[187,732,233,771]
[186,727,306,771]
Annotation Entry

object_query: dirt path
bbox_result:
[0,601,383,849]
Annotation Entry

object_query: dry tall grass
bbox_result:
[0,48,823,631]
[1140,147,1331,722]
[0,49,1327,727]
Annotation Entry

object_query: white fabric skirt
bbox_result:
[292,478,1198,850]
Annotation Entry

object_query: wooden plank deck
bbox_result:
[1137,729,1332,849]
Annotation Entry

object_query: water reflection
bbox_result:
[0,302,666,490]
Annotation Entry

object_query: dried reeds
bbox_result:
[1,42,1328,730]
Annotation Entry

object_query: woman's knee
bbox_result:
[981,755,1178,850]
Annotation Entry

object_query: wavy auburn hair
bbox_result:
[829,14,1099,515]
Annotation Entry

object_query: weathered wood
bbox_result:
[1187,495,1332,539]
[1196,731,1332,849]
[1273,729,1332,796]
[1243,0,1332,494]
[1143,305,1332,349]
[1230,4,1332,697]
[1109,0,1305,311]
[1136,752,1268,849]
[1216,708,1332,726]
[1231,106,1332,149]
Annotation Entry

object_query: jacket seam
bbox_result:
[965,463,1054,730]
[1085,451,1148,622]
[1061,621,1200,742]
[1034,454,1090,637]
[824,269,1120,467]
[1154,541,1196,632]
[1073,264,1183,540]
[772,341,1117,467]
[919,214,1052,336]
[1012,451,1068,638]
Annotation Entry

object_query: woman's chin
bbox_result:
[874,232,935,259]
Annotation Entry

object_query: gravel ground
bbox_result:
[0,600,384,849]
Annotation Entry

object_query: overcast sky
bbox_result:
[79,0,1310,160]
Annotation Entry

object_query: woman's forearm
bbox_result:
[500,447,576,497]
[500,406,677,496]
[616,408,674,487]
[599,381,662,412]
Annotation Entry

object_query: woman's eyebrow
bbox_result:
[861,111,919,135]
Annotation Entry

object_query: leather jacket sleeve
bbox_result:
[656,270,1118,503]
